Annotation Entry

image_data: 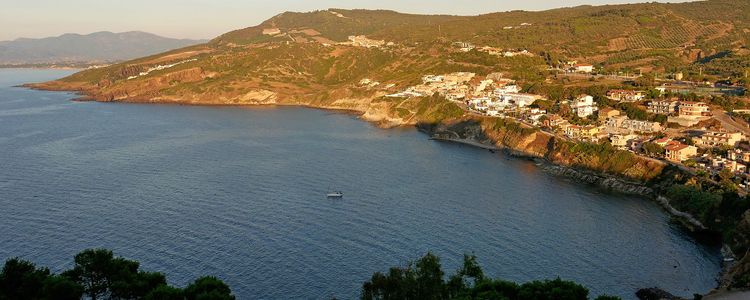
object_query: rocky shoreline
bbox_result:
[427,134,736,298]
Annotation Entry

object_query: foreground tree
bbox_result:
[0,249,234,300]
[62,249,168,300]
[362,253,620,300]
[184,276,235,300]
[0,258,82,300]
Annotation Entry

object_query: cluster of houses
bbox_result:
[543,103,661,146]
[689,131,750,176]
[647,100,710,117]
[451,42,534,57]
[386,72,477,100]
[346,35,391,48]
[607,90,646,102]
[502,23,533,30]
[372,69,749,189]
[463,78,544,117]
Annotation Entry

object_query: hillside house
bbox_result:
[607,90,645,102]
[648,100,679,115]
[605,116,662,134]
[498,93,540,108]
[708,157,747,174]
[574,64,594,73]
[565,125,599,140]
[729,149,750,163]
[654,137,674,147]
[695,131,745,147]
[598,108,621,121]
[543,114,567,128]
[570,95,598,118]
[678,101,710,118]
[610,134,639,149]
[665,143,698,162]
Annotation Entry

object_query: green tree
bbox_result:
[184,276,235,300]
[414,253,445,299]
[145,285,184,300]
[517,278,589,300]
[0,258,50,299]
[41,275,84,300]
[63,249,115,300]
[362,253,609,300]
[62,248,171,300]
[0,258,82,300]
[641,142,665,157]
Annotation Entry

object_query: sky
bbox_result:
[0,0,694,41]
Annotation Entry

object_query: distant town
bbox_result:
[352,39,750,193]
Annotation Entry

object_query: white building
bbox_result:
[499,93,538,108]
[574,64,594,73]
[494,85,521,95]
[605,116,662,133]
[570,95,598,118]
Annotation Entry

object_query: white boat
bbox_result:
[326,191,343,198]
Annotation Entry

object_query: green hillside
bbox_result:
[47,0,750,101]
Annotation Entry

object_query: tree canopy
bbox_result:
[362,253,620,300]
[0,249,234,300]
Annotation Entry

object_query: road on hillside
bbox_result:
[712,108,750,136]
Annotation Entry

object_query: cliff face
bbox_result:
[729,212,750,288]
[425,117,665,182]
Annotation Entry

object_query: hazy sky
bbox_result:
[1,0,693,41]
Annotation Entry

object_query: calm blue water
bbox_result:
[0,69,722,299]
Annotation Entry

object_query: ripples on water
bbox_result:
[0,69,721,299]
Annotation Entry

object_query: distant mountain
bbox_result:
[0,31,207,65]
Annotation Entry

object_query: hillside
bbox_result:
[0,31,206,66]
[23,0,746,130]
[31,1,750,105]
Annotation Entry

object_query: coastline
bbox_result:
[426,133,735,296]
[31,81,725,237]
[22,84,734,297]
